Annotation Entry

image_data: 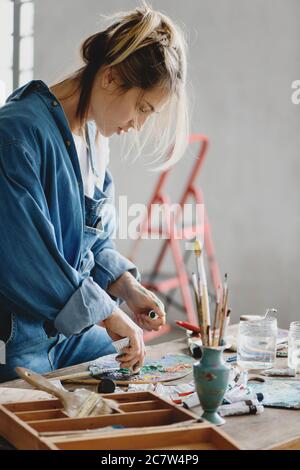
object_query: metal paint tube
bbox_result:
[182,392,200,409]
[228,367,248,388]
[224,385,264,404]
[187,338,202,359]
[218,400,264,417]
[112,337,130,353]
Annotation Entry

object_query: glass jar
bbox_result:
[288,321,300,372]
[237,316,277,369]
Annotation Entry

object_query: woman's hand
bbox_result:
[108,272,166,331]
[108,272,166,332]
[102,307,146,371]
[126,285,166,331]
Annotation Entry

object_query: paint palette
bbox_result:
[90,353,195,384]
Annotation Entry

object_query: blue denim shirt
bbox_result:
[0,80,139,340]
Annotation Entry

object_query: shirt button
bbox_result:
[52,100,58,107]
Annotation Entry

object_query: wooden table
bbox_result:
[1,337,299,450]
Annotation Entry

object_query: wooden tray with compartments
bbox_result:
[0,391,241,450]
[266,435,300,451]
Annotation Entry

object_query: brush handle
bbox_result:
[176,320,201,334]
[57,371,92,382]
[15,367,70,403]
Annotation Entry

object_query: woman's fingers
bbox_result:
[148,297,166,322]
[117,353,145,370]
[149,294,165,314]
[137,295,166,330]
[138,315,162,331]
[115,333,145,370]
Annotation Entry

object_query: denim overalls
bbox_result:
[0,81,139,382]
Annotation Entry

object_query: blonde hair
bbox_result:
[60,2,189,170]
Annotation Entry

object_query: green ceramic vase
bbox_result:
[193,346,230,426]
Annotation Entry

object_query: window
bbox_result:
[0,0,34,105]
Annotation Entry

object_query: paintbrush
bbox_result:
[191,272,204,340]
[176,320,202,335]
[212,285,221,346]
[194,240,204,283]
[194,240,211,346]
[213,302,222,347]
[222,308,232,345]
[15,367,119,418]
[223,273,229,312]
[218,273,229,346]
[199,280,210,346]
[49,362,121,380]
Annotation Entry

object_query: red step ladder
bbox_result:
[129,135,222,341]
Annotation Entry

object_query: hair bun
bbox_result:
[149,30,170,47]
[81,32,108,66]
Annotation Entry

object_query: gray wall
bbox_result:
[34,0,300,328]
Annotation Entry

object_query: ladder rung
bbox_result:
[144,277,182,292]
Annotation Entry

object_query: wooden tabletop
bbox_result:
[1,337,299,450]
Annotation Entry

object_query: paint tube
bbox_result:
[112,337,130,353]
[154,383,173,402]
[154,383,195,404]
[128,383,155,392]
[224,384,264,404]
[218,400,264,417]
[182,392,201,409]
[227,366,248,389]
[170,383,195,398]
[187,337,202,359]
[148,310,158,320]
[170,392,194,405]
[155,383,195,396]
[226,355,237,363]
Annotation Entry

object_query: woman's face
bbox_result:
[89,66,169,137]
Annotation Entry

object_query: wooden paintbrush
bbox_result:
[218,273,229,346]
[194,240,211,346]
[15,367,119,417]
[212,285,221,346]
[192,272,204,340]
[222,308,232,345]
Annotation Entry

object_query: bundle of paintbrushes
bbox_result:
[192,240,231,347]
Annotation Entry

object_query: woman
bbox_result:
[0,3,188,382]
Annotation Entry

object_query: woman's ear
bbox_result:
[100,66,114,89]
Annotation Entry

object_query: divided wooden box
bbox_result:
[0,391,241,450]
[266,436,300,451]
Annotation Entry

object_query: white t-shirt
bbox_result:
[72,131,110,197]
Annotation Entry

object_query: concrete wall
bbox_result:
[34,0,300,328]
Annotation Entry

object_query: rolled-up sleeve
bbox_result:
[92,239,140,293]
[54,276,115,336]
[0,141,115,337]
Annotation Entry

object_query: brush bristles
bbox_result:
[194,240,202,257]
[65,389,119,418]
[77,393,119,417]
